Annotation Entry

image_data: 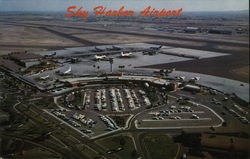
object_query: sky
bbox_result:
[0,0,249,12]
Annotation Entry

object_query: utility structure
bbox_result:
[109,58,114,73]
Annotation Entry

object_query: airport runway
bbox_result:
[1,20,249,83]
[0,44,83,50]
[2,20,248,48]
[144,51,249,83]
[38,26,105,46]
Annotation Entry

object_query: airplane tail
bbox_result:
[64,66,71,74]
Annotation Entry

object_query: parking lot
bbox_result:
[58,85,155,113]
[49,83,166,138]
[135,96,224,129]
[42,75,249,138]
[48,109,119,138]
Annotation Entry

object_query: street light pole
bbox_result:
[109,58,114,73]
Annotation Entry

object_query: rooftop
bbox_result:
[0,57,23,72]
[9,52,42,61]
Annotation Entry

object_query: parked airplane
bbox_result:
[143,50,157,55]
[31,72,41,76]
[63,66,72,74]
[94,55,107,60]
[66,57,81,63]
[176,76,185,81]
[166,68,176,73]
[45,52,56,57]
[120,52,133,57]
[158,68,176,74]
[190,77,200,82]
[56,66,72,76]
[149,45,162,50]
[40,75,50,80]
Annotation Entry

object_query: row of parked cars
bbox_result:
[138,90,151,106]
[109,89,125,112]
[99,115,117,131]
[52,111,81,127]
[72,113,96,128]
[95,89,107,111]
[152,105,199,120]
[52,110,94,134]
[228,108,249,124]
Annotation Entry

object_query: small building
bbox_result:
[9,52,43,68]
[0,57,23,72]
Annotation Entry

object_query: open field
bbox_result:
[143,135,179,159]
[0,24,80,47]
[96,135,137,159]
[201,134,250,151]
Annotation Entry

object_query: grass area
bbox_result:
[14,147,59,159]
[0,136,59,159]
[70,92,83,107]
[144,135,179,159]
[108,115,131,127]
[96,135,138,159]
[0,94,17,111]
[32,98,58,109]
[77,144,101,159]
[144,87,160,105]
[3,107,51,137]
[201,134,250,151]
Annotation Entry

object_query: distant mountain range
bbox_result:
[0,10,248,21]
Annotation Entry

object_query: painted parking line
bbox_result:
[148,111,205,115]
[135,120,222,130]
[142,118,211,122]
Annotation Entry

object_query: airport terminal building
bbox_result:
[9,52,43,68]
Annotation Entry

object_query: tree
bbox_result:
[222,122,227,127]
[210,126,215,131]
[120,137,126,146]
[131,149,139,158]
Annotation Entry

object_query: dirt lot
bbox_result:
[201,134,250,151]
[0,24,81,55]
